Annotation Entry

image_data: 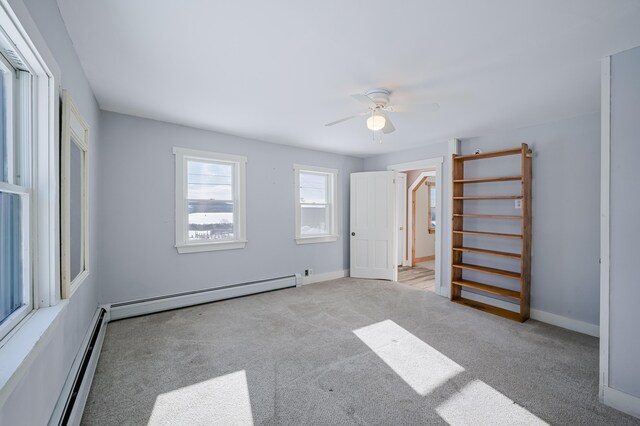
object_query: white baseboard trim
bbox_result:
[603,386,640,419]
[108,275,297,321]
[49,307,108,426]
[460,290,599,337]
[530,308,599,338]
[302,269,349,285]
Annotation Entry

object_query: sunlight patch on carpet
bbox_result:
[354,319,548,425]
[353,319,464,395]
[436,379,548,425]
[148,370,253,425]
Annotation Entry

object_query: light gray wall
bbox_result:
[460,114,600,325]
[0,0,101,424]
[97,112,363,303]
[365,113,601,326]
[609,46,640,398]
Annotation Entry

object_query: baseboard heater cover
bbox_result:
[109,274,300,321]
[50,307,107,426]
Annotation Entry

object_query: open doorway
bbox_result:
[388,157,443,294]
[399,169,437,291]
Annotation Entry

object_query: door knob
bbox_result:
[351,232,356,236]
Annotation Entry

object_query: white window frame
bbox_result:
[0,0,57,346]
[60,90,90,299]
[294,164,338,244]
[0,182,31,341]
[427,181,436,234]
[0,52,14,180]
[173,147,247,254]
[0,54,32,341]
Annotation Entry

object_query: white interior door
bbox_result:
[396,173,407,266]
[350,171,398,281]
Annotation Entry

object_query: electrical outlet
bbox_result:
[305,269,314,276]
[515,199,522,209]
[308,269,314,276]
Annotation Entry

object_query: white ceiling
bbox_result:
[57,0,640,157]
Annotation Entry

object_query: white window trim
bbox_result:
[60,90,90,298]
[0,0,59,312]
[0,52,14,179]
[173,147,247,254]
[0,53,33,341]
[0,0,56,343]
[0,0,61,404]
[294,164,339,244]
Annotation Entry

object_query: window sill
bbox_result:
[0,300,69,407]
[176,240,247,254]
[295,235,339,245]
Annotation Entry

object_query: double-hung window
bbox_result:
[173,147,247,253]
[294,165,338,244]
[0,52,32,340]
[427,181,436,234]
[0,1,56,349]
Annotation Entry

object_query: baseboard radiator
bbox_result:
[47,275,298,424]
[109,274,301,321]
[49,308,108,426]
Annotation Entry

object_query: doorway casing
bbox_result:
[388,157,444,297]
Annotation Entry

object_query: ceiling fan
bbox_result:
[325,88,439,134]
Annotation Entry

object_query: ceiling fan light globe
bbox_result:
[366,115,386,131]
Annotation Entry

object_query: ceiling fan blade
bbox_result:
[386,103,440,113]
[351,93,377,106]
[325,111,368,127]
[381,112,396,134]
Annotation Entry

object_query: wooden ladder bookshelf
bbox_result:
[451,143,532,322]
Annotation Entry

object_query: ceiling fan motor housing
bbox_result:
[365,88,391,108]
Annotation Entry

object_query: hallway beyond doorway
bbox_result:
[398,264,436,292]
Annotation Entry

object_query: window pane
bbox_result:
[0,192,23,324]
[187,160,234,241]
[300,172,327,204]
[188,160,233,200]
[69,141,83,280]
[188,201,234,241]
[300,204,328,235]
[430,187,436,229]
